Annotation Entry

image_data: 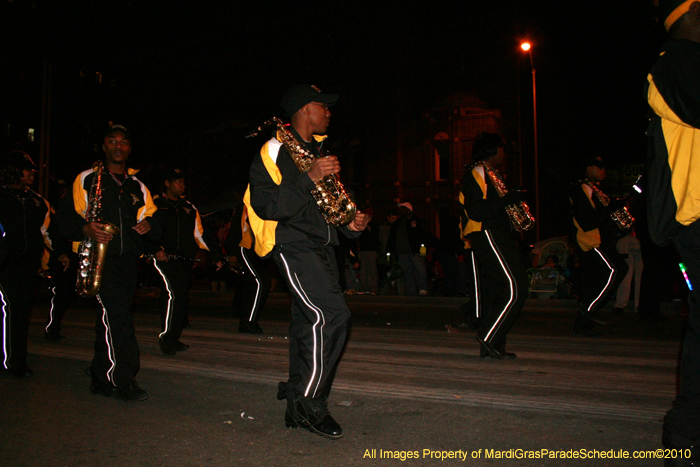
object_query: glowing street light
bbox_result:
[520,41,539,241]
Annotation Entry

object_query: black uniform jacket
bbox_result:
[246,127,359,256]
[0,186,51,268]
[646,39,700,246]
[59,166,159,256]
[569,182,615,252]
[147,195,221,261]
[459,163,512,240]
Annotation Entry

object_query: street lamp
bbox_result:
[521,41,540,241]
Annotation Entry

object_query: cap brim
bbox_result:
[314,93,339,106]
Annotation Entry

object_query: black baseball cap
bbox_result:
[2,150,39,172]
[162,168,186,182]
[582,155,606,170]
[104,124,131,140]
[280,85,339,117]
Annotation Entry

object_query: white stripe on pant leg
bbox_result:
[295,276,329,398]
[240,247,262,322]
[153,260,174,339]
[587,248,615,313]
[45,284,56,333]
[471,250,481,318]
[278,252,325,398]
[96,294,117,383]
[0,284,11,369]
[482,230,517,342]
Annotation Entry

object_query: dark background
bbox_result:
[1,0,664,215]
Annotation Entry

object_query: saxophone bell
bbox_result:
[76,223,120,297]
[75,161,120,297]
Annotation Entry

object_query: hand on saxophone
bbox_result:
[347,211,368,232]
[307,156,340,182]
[83,222,114,244]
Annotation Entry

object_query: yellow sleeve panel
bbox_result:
[244,139,283,257]
[193,209,209,251]
[71,171,90,253]
[648,75,700,226]
[73,171,89,219]
[239,204,254,250]
[135,183,157,223]
[459,167,487,240]
[41,247,50,271]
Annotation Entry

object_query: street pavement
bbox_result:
[0,289,686,467]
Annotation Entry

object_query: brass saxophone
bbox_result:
[477,161,536,232]
[76,161,121,297]
[247,117,356,227]
[584,180,635,230]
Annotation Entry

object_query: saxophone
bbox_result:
[584,180,635,230]
[247,117,356,227]
[477,161,535,232]
[76,161,121,297]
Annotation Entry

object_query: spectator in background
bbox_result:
[612,228,643,315]
[377,209,398,294]
[357,208,379,295]
[387,202,429,296]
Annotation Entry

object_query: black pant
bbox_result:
[573,244,627,333]
[273,240,350,399]
[664,219,700,449]
[469,229,527,348]
[153,258,192,345]
[93,255,140,390]
[0,257,38,370]
[232,246,270,324]
[45,257,76,336]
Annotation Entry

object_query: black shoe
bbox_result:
[115,380,148,402]
[611,307,624,315]
[174,341,189,351]
[159,338,176,355]
[9,365,34,378]
[577,304,608,325]
[292,396,343,440]
[88,368,115,397]
[239,320,263,334]
[280,384,343,440]
[44,331,65,342]
[475,335,508,360]
[480,344,516,360]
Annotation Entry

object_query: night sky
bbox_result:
[2,0,662,208]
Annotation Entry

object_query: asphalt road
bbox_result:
[0,290,685,467]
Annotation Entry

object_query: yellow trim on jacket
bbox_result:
[239,204,254,250]
[460,166,487,236]
[244,139,283,257]
[648,75,700,227]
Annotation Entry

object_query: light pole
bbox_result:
[521,41,540,242]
